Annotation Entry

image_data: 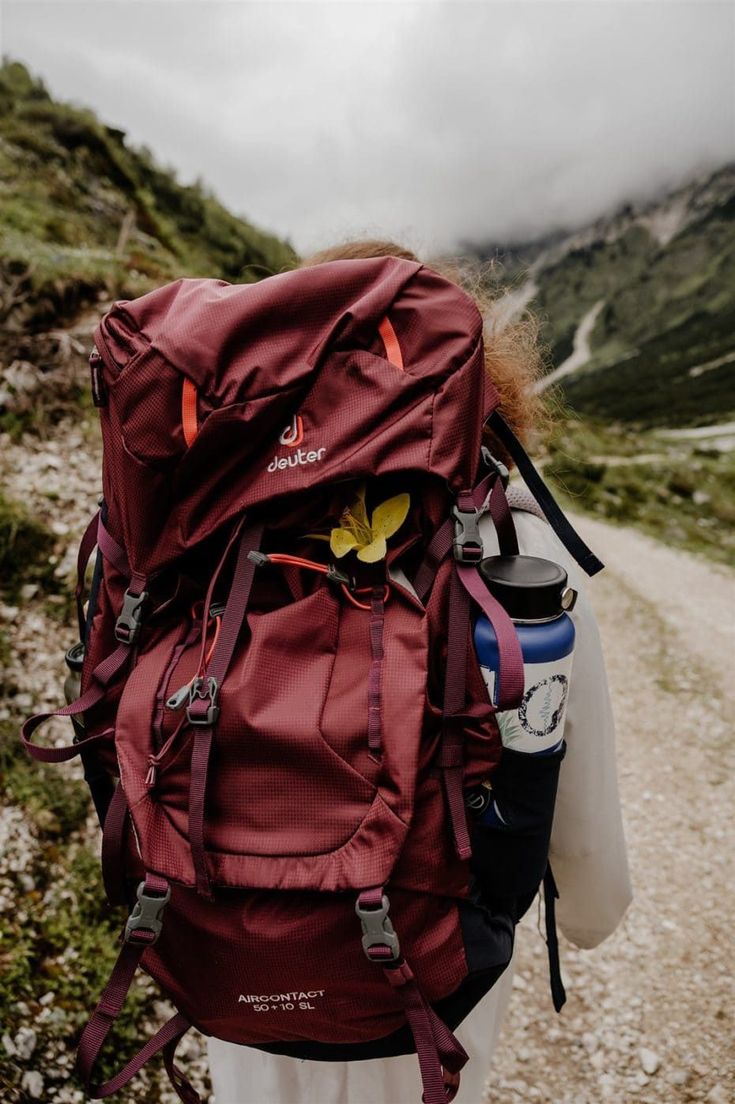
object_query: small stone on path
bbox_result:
[638,1047,660,1075]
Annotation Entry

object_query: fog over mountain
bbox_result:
[2,0,733,253]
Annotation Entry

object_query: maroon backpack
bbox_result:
[22,256,602,1102]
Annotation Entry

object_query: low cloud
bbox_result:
[2,0,733,253]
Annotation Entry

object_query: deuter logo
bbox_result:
[268,415,327,472]
[279,415,304,447]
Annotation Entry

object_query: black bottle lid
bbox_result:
[477,555,571,622]
[65,641,86,672]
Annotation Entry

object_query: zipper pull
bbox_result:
[146,718,186,788]
[166,679,193,710]
[145,758,158,789]
[89,346,108,407]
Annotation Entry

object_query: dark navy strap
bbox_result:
[486,411,604,577]
[543,863,567,1013]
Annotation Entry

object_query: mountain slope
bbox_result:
[477,164,735,428]
[472,165,735,564]
[0,60,296,328]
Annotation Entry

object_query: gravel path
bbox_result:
[488,517,734,1103]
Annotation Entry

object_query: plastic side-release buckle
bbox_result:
[114,588,149,644]
[452,504,483,564]
[355,893,401,962]
[186,676,220,726]
[124,881,171,944]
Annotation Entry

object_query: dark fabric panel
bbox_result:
[470,743,566,904]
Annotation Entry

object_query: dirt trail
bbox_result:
[572,514,734,691]
[488,517,735,1103]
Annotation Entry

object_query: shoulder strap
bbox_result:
[486,411,604,576]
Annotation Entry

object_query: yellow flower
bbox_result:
[329,484,410,563]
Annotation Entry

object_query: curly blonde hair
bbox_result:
[300,239,549,466]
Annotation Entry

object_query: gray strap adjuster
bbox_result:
[114,588,149,644]
[355,893,401,962]
[452,505,483,563]
[124,881,171,944]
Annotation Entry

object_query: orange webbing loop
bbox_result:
[181,378,199,446]
[341,583,391,611]
[378,316,404,370]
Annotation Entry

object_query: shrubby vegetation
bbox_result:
[0,492,60,598]
[545,417,735,565]
[0,59,296,330]
[561,305,735,428]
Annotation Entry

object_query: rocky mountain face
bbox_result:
[475,163,735,429]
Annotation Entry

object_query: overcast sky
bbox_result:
[1,0,733,254]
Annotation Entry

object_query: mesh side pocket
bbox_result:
[470,741,566,907]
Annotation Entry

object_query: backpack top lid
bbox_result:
[93,255,498,575]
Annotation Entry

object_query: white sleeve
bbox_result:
[548,570,632,948]
[480,509,633,949]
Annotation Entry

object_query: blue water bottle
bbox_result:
[469,555,577,824]
[475,555,577,753]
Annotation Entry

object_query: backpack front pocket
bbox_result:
[116,585,419,893]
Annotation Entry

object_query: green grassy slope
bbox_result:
[0,59,296,327]
[544,417,735,566]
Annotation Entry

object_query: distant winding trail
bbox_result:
[537,299,605,392]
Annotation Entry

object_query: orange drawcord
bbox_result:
[260,553,391,610]
[189,602,222,672]
[378,316,404,371]
[181,378,199,446]
[146,715,188,788]
[204,615,221,668]
[266,553,330,575]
